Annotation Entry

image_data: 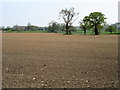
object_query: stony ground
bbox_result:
[2,33,118,88]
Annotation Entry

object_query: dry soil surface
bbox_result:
[2,33,118,88]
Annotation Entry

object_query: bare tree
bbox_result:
[59,7,79,35]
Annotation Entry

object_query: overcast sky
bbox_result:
[0,0,119,27]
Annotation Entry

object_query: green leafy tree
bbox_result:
[4,26,11,31]
[59,7,79,35]
[30,25,39,31]
[59,23,66,31]
[54,23,66,31]
[27,22,31,30]
[69,26,77,32]
[88,12,106,35]
[48,21,58,33]
[1,26,5,31]
[12,25,20,32]
[80,16,91,35]
[6,26,13,32]
[105,25,116,34]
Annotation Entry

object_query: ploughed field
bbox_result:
[2,33,118,88]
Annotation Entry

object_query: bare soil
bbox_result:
[2,33,118,88]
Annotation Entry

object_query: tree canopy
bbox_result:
[88,12,106,35]
[80,16,91,35]
[105,25,116,34]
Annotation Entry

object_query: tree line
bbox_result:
[0,7,119,35]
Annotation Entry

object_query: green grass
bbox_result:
[5,30,49,33]
[57,29,94,35]
[71,29,94,35]
[20,30,49,33]
[3,30,120,35]
[100,32,119,35]
[99,29,119,35]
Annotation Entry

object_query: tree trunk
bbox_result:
[110,31,112,34]
[66,23,69,35]
[68,30,72,34]
[110,30,112,34]
[84,28,86,35]
[94,25,98,35]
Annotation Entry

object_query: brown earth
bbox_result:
[2,33,118,88]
